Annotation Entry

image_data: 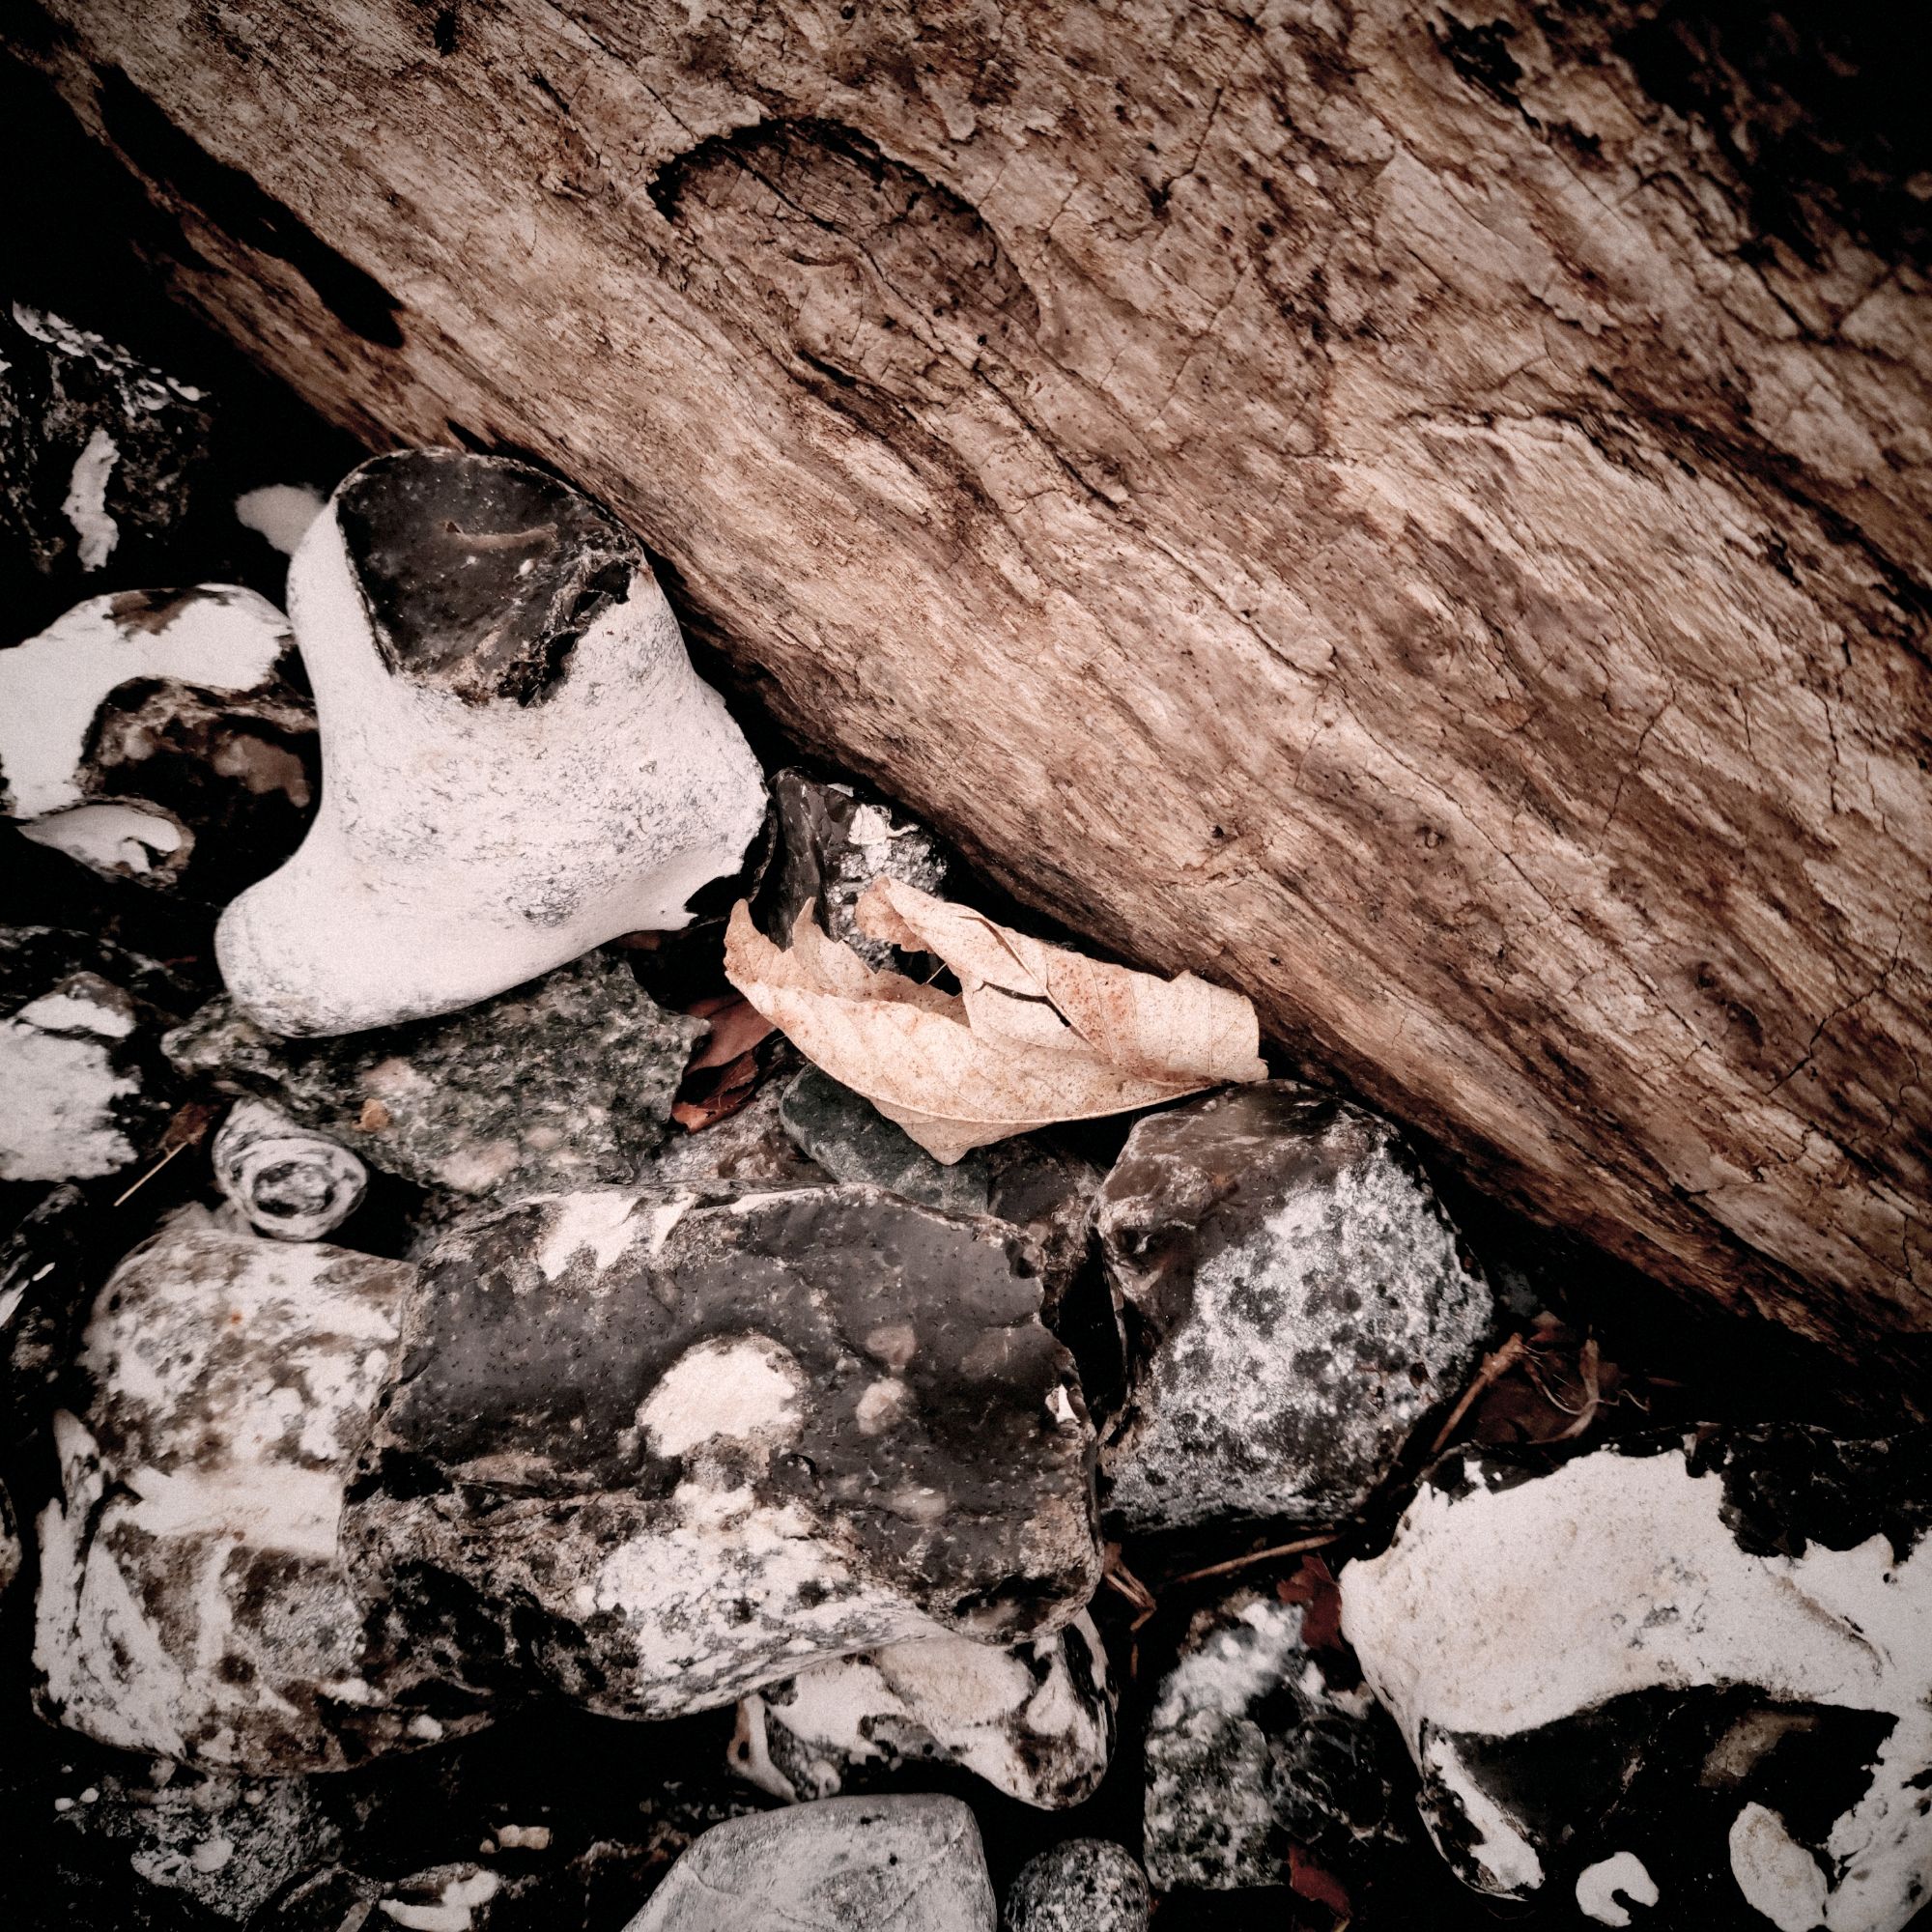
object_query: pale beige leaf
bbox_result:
[723,886,1265,1163]
[853,877,1266,1084]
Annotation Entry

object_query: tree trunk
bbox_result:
[12,0,1931,1384]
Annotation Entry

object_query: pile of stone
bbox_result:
[3,386,1927,1932]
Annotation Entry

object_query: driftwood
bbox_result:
[13,0,1931,1382]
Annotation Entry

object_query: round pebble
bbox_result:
[1004,1838,1151,1932]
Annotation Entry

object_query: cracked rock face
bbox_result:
[781,1067,1099,1309]
[1142,1587,1407,1891]
[1003,1839,1151,1932]
[0,586,317,899]
[354,1183,1101,1721]
[1341,1428,1932,1931]
[757,769,951,973]
[34,1208,484,1770]
[166,952,702,1203]
[1095,1083,1493,1530]
[733,1610,1115,1809]
[215,449,768,1035]
[629,1794,997,1932]
[213,1098,368,1241]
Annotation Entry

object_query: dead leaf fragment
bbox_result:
[723,880,1264,1162]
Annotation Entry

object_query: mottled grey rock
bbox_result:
[734,1611,1115,1809]
[0,585,317,899]
[213,1097,368,1241]
[1003,1839,1150,1932]
[0,1480,17,1601]
[629,1794,996,1931]
[216,449,767,1035]
[1096,1083,1493,1530]
[47,1766,338,1924]
[0,303,213,583]
[354,1183,1101,1720]
[165,951,702,1202]
[757,769,951,972]
[1343,1428,1932,1930]
[2,1180,95,1439]
[781,1067,1098,1308]
[646,1049,830,1193]
[1143,1587,1406,1891]
[35,1207,485,1769]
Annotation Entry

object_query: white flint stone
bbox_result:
[216,450,767,1035]
[213,1098,368,1241]
[0,973,145,1182]
[629,1794,997,1932]
[1342,1434,1932,1930]
[0,584,291,822]
[733,1610,1115,1809]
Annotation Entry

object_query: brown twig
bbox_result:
[111,1139,185,1208]
[1548,1336,1604,1442]
[1164,1530,1340,1589]
[1101,1544,1160,1630]
[1428,1330,1528,1455]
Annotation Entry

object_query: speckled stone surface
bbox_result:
[355,1183,1102,1721]
[1003,1839,1150,1932]
[734,1612,1115,1809]
[1096,1082,1494,1530]
[34,1207,482,1770]
[629,1795,996,1932]
[1343,1428,1932,1930]
[781,1067,1098,1307]
[756,769,951,973]
[1143,1588,1406,1890]
[165,951,702,1202]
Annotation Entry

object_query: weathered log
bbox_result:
[10,0,1931,1382]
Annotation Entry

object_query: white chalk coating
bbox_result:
[1343,1442,1932,1929]
[234,483,325,555]
[1577,1851,1660,1926]
[1730,1804,1831,1932]
[62,427,120,569]
[214,468,768,1036]
[0,1019,138,1180]
[638,1337,806,1460]
[20,802,185,874]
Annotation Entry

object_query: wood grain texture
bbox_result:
[13,0,1930,1378]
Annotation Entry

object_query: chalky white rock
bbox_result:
[733,1611,1115,1808]
[216,449,767,1035]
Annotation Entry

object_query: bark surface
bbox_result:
[12,0,1931,1379]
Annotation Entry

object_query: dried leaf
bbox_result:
[1289,1844,1351,1916]
[723,881,1265,1162]
[671,1048,763,1131]
[680,993,776,1075]
[1274,1554,1344,1652]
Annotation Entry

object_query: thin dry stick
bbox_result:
[1427,1329,1529,1456]
[1101,1545,1160,1631]
[110,1139,186,1208]
[1548,1336,1604,1442]
[1165,1529,1340,1590]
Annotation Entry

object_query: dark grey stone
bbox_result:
[355,1182,1102,1721]
[629,1795,996,1931]
[1142,1586,1408,1890]
[756,769,951,971]
[164,951,702,1203]
[1003,1839,1150,1932]
[1096,1082,1494,1530]
[0,303,214,585]
[781,1066,1098,1308]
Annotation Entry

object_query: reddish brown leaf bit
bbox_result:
[1288,1843,1351,1916]
[680,992,777,1074]
[1275,1554,1344,1653]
